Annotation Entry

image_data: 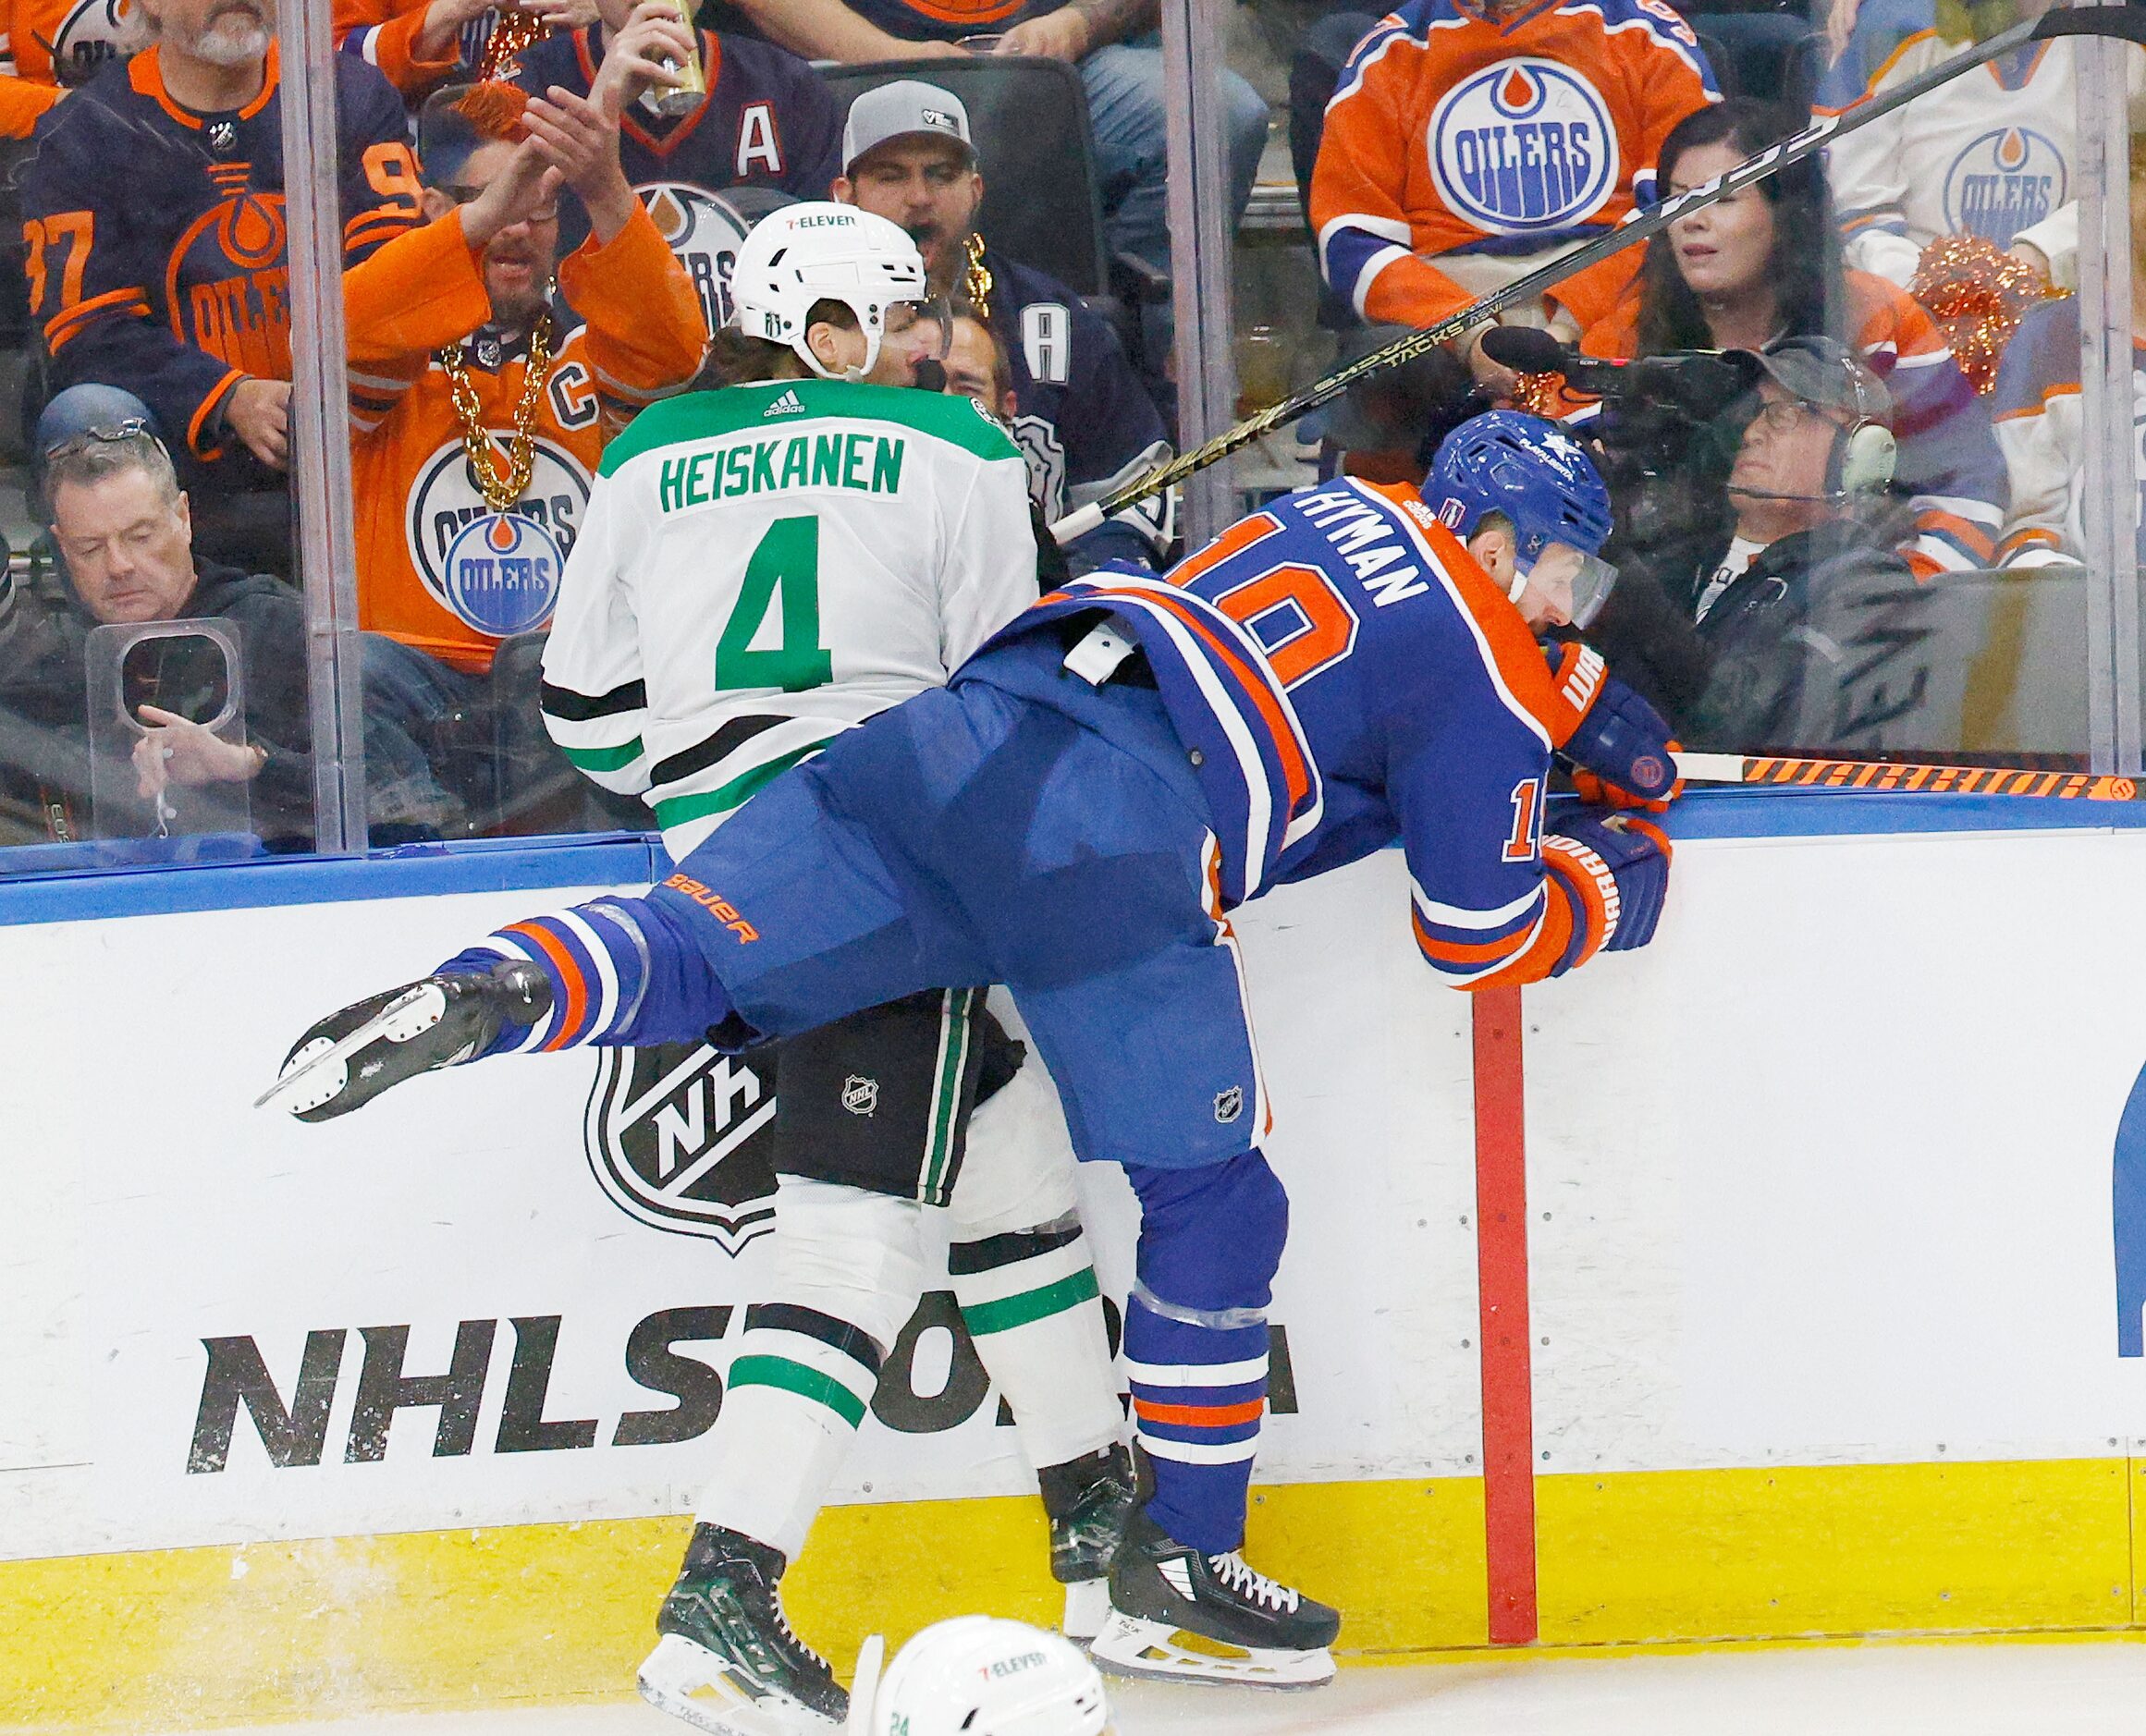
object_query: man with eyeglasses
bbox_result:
[346,73,704,686]
[1584,336,1915,752]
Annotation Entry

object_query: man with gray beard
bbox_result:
[19,0,424,573]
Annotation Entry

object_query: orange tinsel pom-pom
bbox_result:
[1509,372,1578,418]
[1907,233,2068,397]
[450,79,532,143]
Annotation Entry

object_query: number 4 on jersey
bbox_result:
[717,515,834,692]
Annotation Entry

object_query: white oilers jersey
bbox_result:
[539,378,1040,856]
[1813,0,2135,282]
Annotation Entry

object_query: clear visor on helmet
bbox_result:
[880,294,953,365]
[1511,542,1620,631]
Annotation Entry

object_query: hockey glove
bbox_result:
[1540,807,1674,973]
[266,960,552,1122]
[1553,650,1683,813]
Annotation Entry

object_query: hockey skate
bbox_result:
[261,962,551,1121]
[1090,1506,1339,1689]
[1038,1442,1139,1644]
[637,1524,847,1736]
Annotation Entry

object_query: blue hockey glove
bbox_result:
[1553,651,1682,813]
[1540,807,1674,972]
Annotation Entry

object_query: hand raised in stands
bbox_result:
[523,0,601,29]
[591,0,693,110]
[458,134,565,250]
[223,376,290,471]
[133,705,264,798]
[414,0,495,66]
[525,85,636,245]
[994,6,1092,60]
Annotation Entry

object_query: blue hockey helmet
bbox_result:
[1424,410,1613,566]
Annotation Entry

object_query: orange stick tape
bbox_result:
[1673,752,2140,801]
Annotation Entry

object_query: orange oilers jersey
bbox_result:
[0,0,135,137]
[19,44,422,470]
[344,206,708,675]
[1310,0,1717,333]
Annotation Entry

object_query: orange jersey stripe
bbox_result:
[1133,1397,1266,1428]
[502,921,587,1050]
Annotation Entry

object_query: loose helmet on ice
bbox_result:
[847,1618,1110,1736]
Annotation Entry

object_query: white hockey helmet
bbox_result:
[728,201,941,383]
[846,1619,1110,1736]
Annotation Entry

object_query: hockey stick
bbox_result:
[1673,750,2143,800]
[1048,0,2146,545]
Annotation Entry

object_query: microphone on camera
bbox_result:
[1478,327,1756,418]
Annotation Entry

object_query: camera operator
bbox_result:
[1584,338,1913,752]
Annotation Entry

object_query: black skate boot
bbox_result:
[1038,1442,1139,1644]
[1092,1505,1340,1689]
[637,1523,846,1735]
[265,962,551,1121]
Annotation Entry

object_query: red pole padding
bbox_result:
[1471,984,1538,1644]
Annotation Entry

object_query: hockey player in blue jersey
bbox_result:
[268,411,1680,1690]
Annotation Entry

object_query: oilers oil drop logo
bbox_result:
[1429,58,1617,237]
[441,510,565,638]
[1943,126,2064,250]
[407,436,586,638]
[637,184,798,336]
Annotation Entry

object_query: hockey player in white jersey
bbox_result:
[533,203,1132,1734]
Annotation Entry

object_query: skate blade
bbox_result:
[1061,1578,1110,1644]
[637,1633,840,1736]
[1088,1612,1335,1690]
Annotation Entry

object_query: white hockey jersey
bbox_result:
[1813,0,2127,285]
[539,378,1040,857]
[1988,294,2146,567]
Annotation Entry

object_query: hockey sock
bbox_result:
[439,892,751,1056]
[1122,1150,1289,1555]
[947,1054,1123,1469]
[951,1216,1120,1467]
[692,1179,925,1560]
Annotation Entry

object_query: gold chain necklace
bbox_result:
[963,231,993,323]
[438,312,555,513]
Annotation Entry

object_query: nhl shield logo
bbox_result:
[583,1040,780,1251]
[1214,1085,1245,1125]
[842,1074,880,1117]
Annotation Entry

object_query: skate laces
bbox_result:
[1208,1550,1300,1613]
[768,1584,830,1673]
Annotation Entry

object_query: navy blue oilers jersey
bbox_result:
[828,0,1061,43]
[973,477,1611,988]
[512,28,841,330]
[986,250,1171,567]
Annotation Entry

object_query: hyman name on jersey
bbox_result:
[657,432,908,512]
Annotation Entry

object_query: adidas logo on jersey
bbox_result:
[763,389,805,418]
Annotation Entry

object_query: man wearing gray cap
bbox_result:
[1586,336,1916,750]
[835,79,1175,573]
[721,0,1267,311]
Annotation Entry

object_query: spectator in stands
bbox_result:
[510,0,842,332]
[1309,0,1716,440]
[337,0,594,99]
[20,0,423,575]
[347,78,705,680]
[942,303,1014,418]
[1816,0,2087,287]
[1587,339,1914,750]
[833,79,1171,569]
[726,0,1269,324]
[0,0,125,140]
[0,424,452,846]
[1989,128,2146,568]
[1582,99,2007,582]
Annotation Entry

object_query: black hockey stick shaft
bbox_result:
[1049,0,2146,544]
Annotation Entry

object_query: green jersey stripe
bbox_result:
[652,741,823,830]
[600,380,1020,477]
[960,1267,1102,1337]
[726,1354,869,1427]
[919,988,974,1206]
[559,738,644,773]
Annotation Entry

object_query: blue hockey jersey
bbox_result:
[512,27,842,328]
[984,249,1171,568]
[970,477,1619,988]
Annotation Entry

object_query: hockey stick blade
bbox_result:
[252,984,431,1110]
[1673,751,2143,801]
[1049,0,2146,545]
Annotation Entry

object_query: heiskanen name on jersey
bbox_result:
[540,375,1036,858]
